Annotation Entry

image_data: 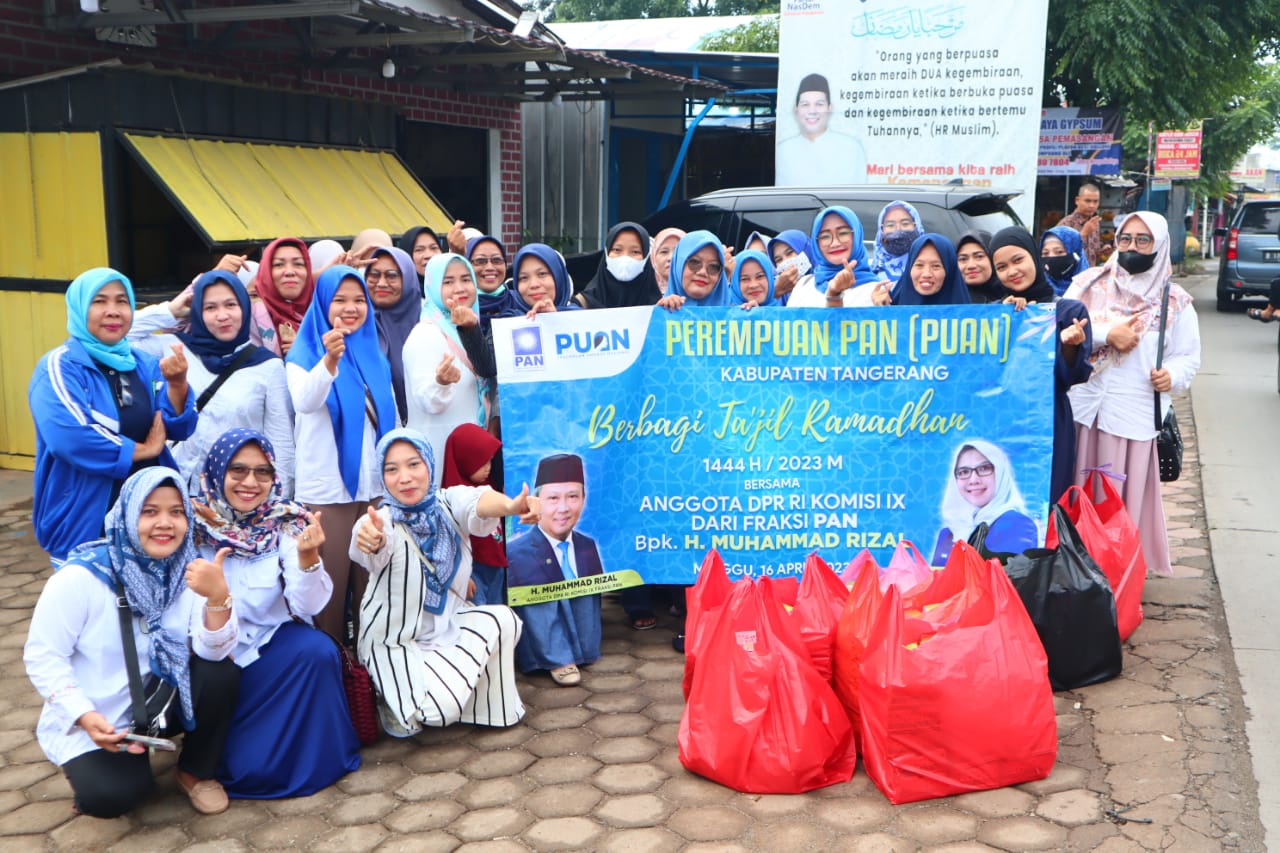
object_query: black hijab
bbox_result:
[579,222,661,309]
[398,226,439,258]
[955,231,1004,304]
[988,227,1056,304]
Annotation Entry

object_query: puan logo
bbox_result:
[553,328,632,358]
[511,327,544,369]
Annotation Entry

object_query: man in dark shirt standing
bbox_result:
[1059,181,1103,266]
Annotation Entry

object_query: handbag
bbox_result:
[1154,280,1183,482]
[115,583,179,736]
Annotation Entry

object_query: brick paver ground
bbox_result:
[0,392,1266,851]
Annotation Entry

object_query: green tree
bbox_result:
[698,14,778,52]
[526,0,776,21]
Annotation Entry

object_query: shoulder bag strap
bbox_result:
[1153,280,1171,432]
[114,582,150,732]
[195,345,259,413]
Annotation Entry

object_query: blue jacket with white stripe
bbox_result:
[28,338,197,562]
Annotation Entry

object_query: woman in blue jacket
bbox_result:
[28,268,197,564]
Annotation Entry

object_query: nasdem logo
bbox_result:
[511,327,544,370]
[553,328,632,358]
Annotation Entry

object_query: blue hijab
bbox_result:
[809,206,878,293]
[66,267,138,371]
[872,200,924,281]
[665,230,733,306]
[177,271,275,374]
[728,250,777,306]
[889,233,972,306]
[376,428,462,616]
[64,467,198,726]
[286,266,396,498]
[504,243,577,317]
[1041,225,1090,296]
[767,229,815,267]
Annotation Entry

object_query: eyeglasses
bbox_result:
[471,256,505,267]
[954,462,995,480]
[226,463,275,483]
[685,258,723,276]
[115,373,133,409]
[1115,234,1154,250]
[817,227,854,246]
[365,269,401,284]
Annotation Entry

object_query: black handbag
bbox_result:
[1153,280,1183,482]
[116,583,179,736]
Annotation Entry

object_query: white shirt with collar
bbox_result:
[286,360,387,504]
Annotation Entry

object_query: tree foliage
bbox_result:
[527,1,776,23]
[698,14,778,53]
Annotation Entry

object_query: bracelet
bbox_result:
[299,558,323,573]
[204,594,233,613]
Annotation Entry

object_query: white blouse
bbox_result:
[24,564,238,766]
[402,321,483,487]
[786,274,879,308]
[286,361,385,505]
[198,537,331,667]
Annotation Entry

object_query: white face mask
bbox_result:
[606,255,646,282]
[778,252,812,277]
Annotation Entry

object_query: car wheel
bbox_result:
[1216,282,1234,312]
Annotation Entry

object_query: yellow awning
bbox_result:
[119,132,451,245]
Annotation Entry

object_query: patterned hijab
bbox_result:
[64,467,198,726]
[872,200,924,280]
[377,429,462,615]
[177,271,276,374]
[66,267,137,371]
[253,237,315,333]
[195,429,308,557]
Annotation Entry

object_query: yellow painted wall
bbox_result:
[0,132,109,468]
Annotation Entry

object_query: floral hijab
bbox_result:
[195,429,308,557]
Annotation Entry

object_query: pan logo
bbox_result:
[554,328,632,358]
[511,327,544,369]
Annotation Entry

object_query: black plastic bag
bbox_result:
[984,505,1122,691]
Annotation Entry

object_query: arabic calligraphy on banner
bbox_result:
[775,0,1050,223]
[494,306,1056,597]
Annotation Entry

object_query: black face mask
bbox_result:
[1042,254,1077,280]
[1116,251,1156,275]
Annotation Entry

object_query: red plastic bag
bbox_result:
[682,549,734,700]
[1053,471,1145,641]
[832,554,883,739]
[679,578,857,793]
[791,553,850,681]
[879,541,935,595]
[838,549,877,584]
[858,542,1057,804]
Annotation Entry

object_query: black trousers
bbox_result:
[61,656,240,818]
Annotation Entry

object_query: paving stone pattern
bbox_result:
[0,393,1266,851]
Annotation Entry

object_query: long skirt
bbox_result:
[514,594,602,673]
[1074,423,1172,576]
[217,621,362,798]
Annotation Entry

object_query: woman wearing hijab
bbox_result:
[500,243,581,317]
[192,429,360,798]
[126,271,294,497]
[989,227,1093,504]
[1040,225,1090,296]
[440,423,507,606]
[871,201,924,281]
[398,226,443,278]
[657,230,734,311]
[767,229,813,305]
[350,429,530,736]
[1065,211,1201,576]
[787,207,879,308]
[930,439,1038,564]
[876,233,971,307]
[253,238,315,357]
[955,231,1004,304]
[649,227,686,294]
[728,249,778,308]
[29,268,197,564]
[286,265,397,641]
[24,467,240,817]
[466,235,513,318]
[367,246,423,425]
[575,222,661,309]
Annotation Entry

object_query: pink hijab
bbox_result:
[649,227,686,292]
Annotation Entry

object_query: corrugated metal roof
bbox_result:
[119,132,452,245]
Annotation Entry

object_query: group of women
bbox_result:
[22,200,1199,818]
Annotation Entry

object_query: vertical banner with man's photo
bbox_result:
[494,306,1055,602]
[776,1,1050,223]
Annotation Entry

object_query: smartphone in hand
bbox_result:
[123,732,177,751]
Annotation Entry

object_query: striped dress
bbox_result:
[350,488,525,736]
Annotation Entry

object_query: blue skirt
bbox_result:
[514,594,602,672]
[218,621,361,799]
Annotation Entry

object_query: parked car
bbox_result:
[565,184,1025,287]
[1214,199,1280,311]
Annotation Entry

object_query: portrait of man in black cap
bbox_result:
[776,71,868,186]
[507,453,604,587]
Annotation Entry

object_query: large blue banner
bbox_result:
[494,306,1056,596]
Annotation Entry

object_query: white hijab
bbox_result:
[939,439,1028,543]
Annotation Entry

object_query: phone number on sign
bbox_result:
[701,454,844,474]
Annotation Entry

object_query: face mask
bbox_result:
[606,255,645,282]
[881,228,918,256]
[1043,254,1077,280]
[778,253,812,277]
[1116,250,1156,275]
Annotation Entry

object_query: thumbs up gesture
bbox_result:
[436,353,462,386]
[186,547,231,602]
[357,506,387,554]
